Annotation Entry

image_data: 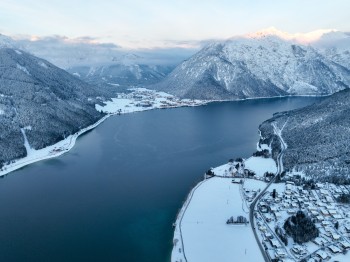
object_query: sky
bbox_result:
[0,0,349,49]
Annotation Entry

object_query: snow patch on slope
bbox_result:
[38,61,48,68]
[16,63,30,75]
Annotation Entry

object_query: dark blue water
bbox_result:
[0,97,323,262]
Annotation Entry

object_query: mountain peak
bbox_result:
[246,27,338,44]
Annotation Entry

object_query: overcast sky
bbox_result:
[1,0,349,49]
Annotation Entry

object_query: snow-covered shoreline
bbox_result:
[0,114,110,177]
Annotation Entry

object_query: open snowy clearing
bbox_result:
[245,156,277,178]
[172,177,263,262]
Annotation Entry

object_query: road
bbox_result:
[249,121,287,262]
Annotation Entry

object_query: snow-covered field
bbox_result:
[172,177,263,262]
[245,156,277,177]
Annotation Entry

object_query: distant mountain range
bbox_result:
[67,64,174,90]
[0,33,194,89]
[0,47,108,168]
[1,28,350,171]
[260,87,350,183]
[154,28,350,100]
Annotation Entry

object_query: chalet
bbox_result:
[344,224,350,232]
[310,210,319,217]
[319,189,328,195]
[328,245,342,254]
[265,232,273,239]
[340,240,350,249]
[325,196,334,203]
[313,237,326,246]
[322,221,331,226]
[270,239,281,248]
[315,250,329,260]
[320,209,329,216]
[287,209,296,215]
[316,215,324,222]
[330,232,341,240]
[275,249,286,258]
[291,245,304,255]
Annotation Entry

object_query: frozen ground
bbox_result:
[172,177,263,262]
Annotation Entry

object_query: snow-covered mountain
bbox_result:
[1,34,196,88]
[0,47,108,168]
[154,28,350,100]
[67,63,174,89]
[313,31,350,69]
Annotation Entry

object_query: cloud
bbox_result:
[4,34,203,68]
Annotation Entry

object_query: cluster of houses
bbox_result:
[255,180,350,261]
[117,89,204,109]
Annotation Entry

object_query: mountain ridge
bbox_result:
[153,29,350,100]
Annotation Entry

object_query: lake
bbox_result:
[0,97,323,262]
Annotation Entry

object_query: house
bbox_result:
[316,215,324,222]
[275,249,286,258]
[325,196,334,203]
[315,250,329,260]
[328,245,342,254]
[330,232,341,240]
[332,214,342,219]
[287,209,296,215]
[310,210,319,217]
[313,237,326,246]
[340,240,350,249]
[320,209,329,216]
[270,239,281,248]
[344,224,350,232]
[291,245,304,255]
[265,232,273,239]
[319,189,328,195]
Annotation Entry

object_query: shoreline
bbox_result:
[0,114,110,177]
[0,88,207,178]
[0,91,325,179]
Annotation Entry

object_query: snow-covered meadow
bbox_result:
[172,177,263,262]
[245,156,277,178]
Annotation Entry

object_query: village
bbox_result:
[95,88,207,114]
[233,162,350,262]
[200,155,350,262]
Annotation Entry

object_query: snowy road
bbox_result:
[249,120,288,262]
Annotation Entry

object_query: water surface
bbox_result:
[0,97,323,262]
